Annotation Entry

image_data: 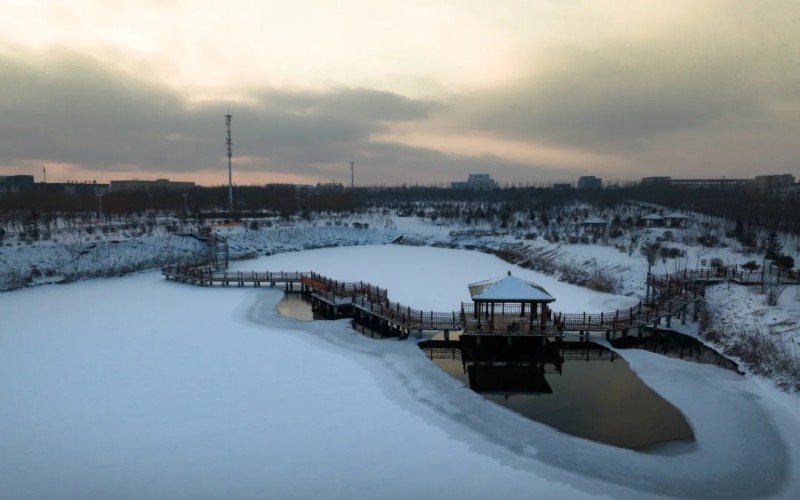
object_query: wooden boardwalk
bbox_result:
[162,248,797,338]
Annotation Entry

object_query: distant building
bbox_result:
[753,174,795,194]
[640,174,797,191]
[641,176,672,185]
[577,176,602,190]
[0,175,35,196]
[110,178,195,192]
[775,183,800,200]
[314,182,345,193]
[265,183,312,191]
[38,181,109,196]
[451,174,496,190]
[669,178,751,189]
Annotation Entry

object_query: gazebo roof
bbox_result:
[468,272,555,302]
[582,216,608,225]
[642,213,664,220]
[663,212,690,219]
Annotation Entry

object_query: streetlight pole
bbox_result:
[182,193,188,215]
[96,193,103,221]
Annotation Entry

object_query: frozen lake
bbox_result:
[1,245,799,499]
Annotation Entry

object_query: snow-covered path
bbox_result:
[1,246,799,499]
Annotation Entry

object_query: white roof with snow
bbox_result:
[468,273,555,302]
[663,212,690,219]
[642,213,664,220]
[582,217,608,224]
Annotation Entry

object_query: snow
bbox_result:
[2,245,800,498]
[582,217,609,224]
[229,245,638,314]
[468,274,555,302]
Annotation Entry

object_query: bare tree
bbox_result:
[764,273,788,306]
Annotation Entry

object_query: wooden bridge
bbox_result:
[162,237,796,340]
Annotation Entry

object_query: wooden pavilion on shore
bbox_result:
[460,271,562,338]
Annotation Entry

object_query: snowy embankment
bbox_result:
[2,246,799,499]
[5,213,799,392]
[218,216,650,297]
[0,228,207,291]
[704,282,800,391]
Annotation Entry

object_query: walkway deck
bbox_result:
[162,246,796,338]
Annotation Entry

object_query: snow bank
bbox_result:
[2,246,799,498]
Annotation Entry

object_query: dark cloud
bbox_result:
[443,0,800,174]
[351,142,564,186]
[0,51,450,181]
[448,46,764,152]
[5,1,800,188]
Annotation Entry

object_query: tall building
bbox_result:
[451,174,496,190]
[753,174,795,193]
[577,176,602,190]
[0,175,35,195]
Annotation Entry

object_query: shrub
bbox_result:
[742,260,760,271]
[773,254,795,270]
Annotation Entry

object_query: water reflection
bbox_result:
[611,329,740,372]
[276,292,725,451]
[275,293,315,322]
[421,334,696,451]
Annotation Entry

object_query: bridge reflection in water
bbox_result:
[278,295,708,452]
[420,333,697,451]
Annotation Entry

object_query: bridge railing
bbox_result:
[164,262,756,334]
[302,272,388,302]
[353,296,460,329]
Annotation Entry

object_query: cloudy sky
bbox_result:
[1,0,799,186]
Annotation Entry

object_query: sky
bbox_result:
[1,0,799,187]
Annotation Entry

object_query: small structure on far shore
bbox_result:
[461,272,559,338]
[663,212,691,227]
[641,213,664,227]
[582,216,608,235]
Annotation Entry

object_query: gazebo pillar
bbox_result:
[540,303,548,331]
[528,302,534,329]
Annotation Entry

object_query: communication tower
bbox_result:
[225,111,233,214]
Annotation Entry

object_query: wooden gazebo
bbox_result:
[461,271,559,336]
[582,216,608,235]
[663,212,691,228]
[641,213,664,227]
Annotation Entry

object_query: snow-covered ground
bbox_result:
[2,246,799,498]
[4,212,800,390]
[0,226,206,290]
[705,282,800,390]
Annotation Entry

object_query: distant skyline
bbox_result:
[1,1,799,186]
